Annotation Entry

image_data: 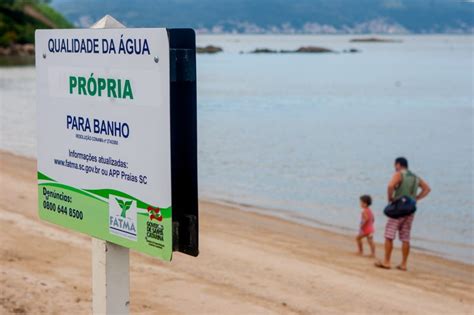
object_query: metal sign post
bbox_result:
[92,238,130,314]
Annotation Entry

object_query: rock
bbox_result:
[280,46,333,53]
[350,37,402,43]
[196,45,223,54]
[343,48,361,53]
[295,46,333,53]
[0,46,12,56]
[249,48,278,54]
[23,44,35,55]
[0,44,35,56]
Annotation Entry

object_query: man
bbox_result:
[375,157,431,271]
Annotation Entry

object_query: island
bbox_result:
[249,46,334,54]
[350,37,402,43]
[196,45,223,54]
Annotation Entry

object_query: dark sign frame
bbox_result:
[168,29,199,257]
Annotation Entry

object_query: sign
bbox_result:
[36,28,198,261]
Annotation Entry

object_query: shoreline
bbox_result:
[1,147,471,264]
[200,195,472,265]
[1,149,473,314]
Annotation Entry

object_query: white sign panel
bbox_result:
[36,28,173,260]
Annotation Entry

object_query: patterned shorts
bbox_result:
[384,214,415,242]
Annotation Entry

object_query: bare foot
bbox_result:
[396,265,407,271]
[374,261,391,269]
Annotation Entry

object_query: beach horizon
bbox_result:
[1,150,472,314]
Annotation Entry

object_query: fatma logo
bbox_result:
[109,195,137,241]
[116,198,132,217]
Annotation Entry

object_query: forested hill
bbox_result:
[51,0,474,34]
[0,0,72,48]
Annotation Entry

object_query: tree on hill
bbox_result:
[0,0,72,47]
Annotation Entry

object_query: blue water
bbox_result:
[1,35,472,262]
[196,35,473,263]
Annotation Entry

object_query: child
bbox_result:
[356,195,375,257]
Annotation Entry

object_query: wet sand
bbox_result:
[0,150,473,314]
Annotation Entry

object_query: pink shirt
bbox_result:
[360,207,375,235]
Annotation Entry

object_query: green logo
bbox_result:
[115,198,133,217]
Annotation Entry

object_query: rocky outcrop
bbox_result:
[250,48,278,54]
[350,37,402,43]
[249,46,334,54]
[342,48,361,53]
[0,44,35,56]
[291,46,333,53]
[196,45,223,54]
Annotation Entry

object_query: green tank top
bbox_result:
[394,170,419,199]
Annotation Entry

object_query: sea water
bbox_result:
[1,35,472,263]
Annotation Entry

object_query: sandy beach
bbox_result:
[0,150,472,314]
